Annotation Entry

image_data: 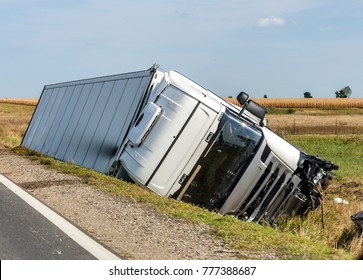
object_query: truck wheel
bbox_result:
[109,161,133,182]
[115,165,133,182]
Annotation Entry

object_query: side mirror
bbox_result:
[237,92,249,106]
[245,100,266,121]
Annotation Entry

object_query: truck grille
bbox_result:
[237,156,292,223]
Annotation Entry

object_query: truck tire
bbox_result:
[115,165,133,182]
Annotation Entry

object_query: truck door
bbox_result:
[120,85,218,196]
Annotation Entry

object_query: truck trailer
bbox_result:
[22,65,338,225]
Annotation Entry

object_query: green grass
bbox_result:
[268,107,363,116]
[286,135,363,183]
[266,107,296,115]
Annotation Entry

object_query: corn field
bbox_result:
[226,98,363,109]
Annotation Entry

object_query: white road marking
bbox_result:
[0,174,120,260]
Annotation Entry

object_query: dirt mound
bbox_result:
[341,182,362,188]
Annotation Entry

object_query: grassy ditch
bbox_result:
[283,135,363,256]
[13,146,357,260]
[287,135,363,183]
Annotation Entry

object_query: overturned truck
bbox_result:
[22,65,338,225]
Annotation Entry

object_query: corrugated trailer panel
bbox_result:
[22,68,154,173]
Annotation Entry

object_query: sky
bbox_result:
[1,0,363,99]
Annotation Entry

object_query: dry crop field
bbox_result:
[225,97,363,109]
[226,98,363,135]
[1,97,362,142]
[267,114,363,135]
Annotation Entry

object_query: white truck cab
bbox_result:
[117,68,338,224]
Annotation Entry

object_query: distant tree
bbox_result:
[263,94,268,98]
[303,91,313,98]
[335,86,352,98]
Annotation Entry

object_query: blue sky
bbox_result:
[1,0,362,98]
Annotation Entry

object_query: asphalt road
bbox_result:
[0,178,119,260]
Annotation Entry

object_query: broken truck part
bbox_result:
[351,210,363,236]
[21,65,338,225]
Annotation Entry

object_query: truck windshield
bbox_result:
[181,113,262,210]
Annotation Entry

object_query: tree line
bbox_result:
[303,86,352,98]
[261,86,352,98]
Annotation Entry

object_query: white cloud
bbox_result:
[256,16,286,27]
